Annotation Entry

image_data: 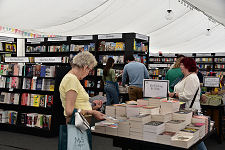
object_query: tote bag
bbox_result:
[58,109,92,150]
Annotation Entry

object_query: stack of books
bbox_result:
[105,106,116,118]
[187,123,206,139]
[126,105,142,118]
[94,120,115,134]
[192,115,210,134]
[117,119,130,137]
[171,133,195,148]
[129,114,151,140]
[148,97,167,107]
[143,121,165,143]
[137,98,149,106]
[157,131,176,145]
[106,123,118,136]
[173,110,193,126]
[160,100,180,115]
[179,127,200,143]
[165,120,185,132]
[151,113,172,122]
[115,104,127,119]
[140,106,160,115]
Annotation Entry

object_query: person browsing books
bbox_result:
[59,51,104,124]
[165,56,184,92]
[169,57,201,111]
[102,57,119,105]
[122,54,149,101]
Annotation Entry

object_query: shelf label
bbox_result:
[27,38,45,43]
[9,88,14,91]
[5,57,29,63]
[149,64,168,68]
[71,35,93,40]
[0,37,15,42]
[98,33,122,39]
[196,53,212,57]
[34,57,62,63]
[48,37,67,41]
[136,33,148,41]
[203,77,220,88]
[143,79,169,98]
[33,76,37,80]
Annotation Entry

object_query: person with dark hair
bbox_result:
[122,54,149,101]
[196,66,204,83]
[102,57,119,105]
[169,57,201,110]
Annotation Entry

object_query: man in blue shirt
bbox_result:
[122,55,149,101]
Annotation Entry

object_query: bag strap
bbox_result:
[190,87,199,108]
[69,109,77,125]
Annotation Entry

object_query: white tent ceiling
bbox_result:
[0,0,225,53]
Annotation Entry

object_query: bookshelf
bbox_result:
[0,36,17,62]
[0,59,59,137]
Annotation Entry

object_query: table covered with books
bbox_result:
[92,97,215,150]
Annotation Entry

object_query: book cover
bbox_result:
[39,95,45,107]
[40,65,46,77]
[33,95,40,107]
[46,95,53,108]
[36,79,43,90]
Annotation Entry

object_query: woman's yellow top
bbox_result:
[59,73,92,116]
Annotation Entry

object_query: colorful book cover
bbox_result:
[46,95,53,108]
[40,65,46,77]
[33,95,40,107]
[39,95,45,107]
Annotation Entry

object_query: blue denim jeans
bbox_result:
[104,82,119,105]
[197,142,207,150]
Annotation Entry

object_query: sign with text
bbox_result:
[98,33,122,39]
[27,38,45,43]
[71,35,93,40]
[5,57,29,62]
[203,76,220,88]
[48,37,67,41]
[0,37,14,42]
[148,64,168,68]
[34,57,62,63]
[143,79,169,98]
[136,33,148,41]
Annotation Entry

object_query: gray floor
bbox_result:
[0,130,224,150]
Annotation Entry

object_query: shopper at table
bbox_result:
[59,51,104,124]
[122,54,149,101]
[102,57,119,105]
[165,56,184,92]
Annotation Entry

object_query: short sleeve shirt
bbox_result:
[59,73,92,116]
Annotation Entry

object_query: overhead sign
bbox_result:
[203,76,220,88]
[71,35,93,40]
[143,79,169,98]
[34,57,62,63]
[27,38,45,43]
[5,57,29,63]
[48,37,67,41]
[0,37,14,42]
[98,33,122,39]
[136,33,148,41]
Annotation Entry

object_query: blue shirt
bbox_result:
[122,61,149,88]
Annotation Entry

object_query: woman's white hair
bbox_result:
[72,51,97,68]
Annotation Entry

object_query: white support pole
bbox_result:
[17,39,25,56]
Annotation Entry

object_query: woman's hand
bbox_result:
[92,110,105,120]
[169,92,175,97]
[92,100,103,110]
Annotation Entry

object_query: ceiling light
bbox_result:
[165,9,174,20]
[206,28,211,36]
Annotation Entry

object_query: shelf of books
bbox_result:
[0,59,58,136]
[0,36,17,62]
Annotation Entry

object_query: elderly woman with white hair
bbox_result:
[59,51,104,123]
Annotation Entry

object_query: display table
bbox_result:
[201,104,224,143]
[92,128,215,150]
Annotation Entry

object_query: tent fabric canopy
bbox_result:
[0,0,224,53]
